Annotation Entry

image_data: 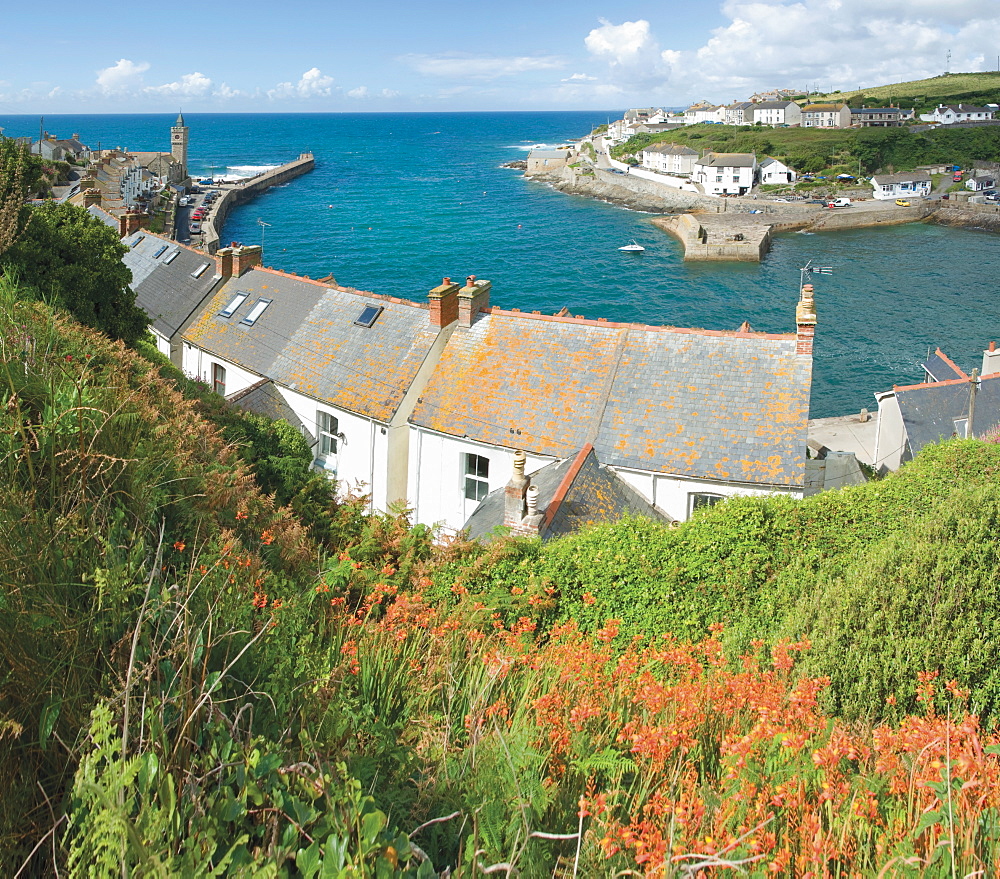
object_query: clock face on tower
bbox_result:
[172,133,181,141]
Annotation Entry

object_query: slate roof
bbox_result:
[922,348,967,383]
[802,103,847,112]
[895,374,1000,456]
[86,204,119,228]
[697,152,757,168]
[464,445,671,540]
[871,171,931,184]
[123,231,222,339]
[185,268,442,423]
[752,101,797,110]
[643,143,698,155]
[227,379,314,443]
[528,149,569,159]
[409,311,811,488]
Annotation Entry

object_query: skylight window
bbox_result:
[354,304,384,328]
[131,234,145,246]
[152,245,168,259]
[163,250,179,264]
[219,292,249,318]
[192,263,210,279]
[240,298,272,326]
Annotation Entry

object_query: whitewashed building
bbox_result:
[750,101,802,127]
[870,171,931,200]
[406,283,815,531]
[800,103,852,128]
[640,142,699,175]
[693,152,758,196]
[758,157,797,185]
[921,104,996,125]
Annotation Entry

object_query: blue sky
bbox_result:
[2,0,998,113]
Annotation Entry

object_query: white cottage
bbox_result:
[180,260,457,512]
[758,157,797,185]
[870,171,931,200]
[640,142,699,175]
[406,284,816,532]
[923,104,995,125]
[693,152,758,195]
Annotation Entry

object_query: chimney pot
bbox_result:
[428,277,461,329]
[991,341,997,352]
[458,277,491,328]
[503,450,529,527]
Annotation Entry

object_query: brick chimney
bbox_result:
[503,450,529,526]
[796,283,817,356]
[233,245,262,277]
[82,188,101,208]
[427,276,460,328]
[458,274,491,328]
[216,247,234,280]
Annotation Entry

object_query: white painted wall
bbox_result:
[151,327,171,359]
[274,385,389,511]
[612,466,800,521]
[408,428,555,532]
[181,344,262,398]
[873,391,906,472]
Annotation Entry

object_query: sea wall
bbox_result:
[202,153,315,254]
[654,214,774,261]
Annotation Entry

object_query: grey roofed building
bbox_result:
[697,152,757,167]
[922,348,967,383]
[185,267,443,423]
[895,375,1000,457]
[226,378,315,443]
[410,308,811,489]
[871,170,931,185]
[122,229,223,348]
[464,445,671,540]
[643,143,699,156]
[86,204,119,229]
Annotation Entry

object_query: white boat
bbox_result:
[619,240,645,252]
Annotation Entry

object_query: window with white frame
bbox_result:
[463,453,489,502]
[688,492,725,516]
[317,410,339,457]
[211,363,226,396]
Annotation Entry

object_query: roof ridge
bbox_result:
[540,444,594,534]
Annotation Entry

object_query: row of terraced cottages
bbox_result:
[123,228,815,538]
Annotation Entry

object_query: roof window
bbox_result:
[163,250,179,264]
[354,304,384,328]
[152,245,168,259]
[219,292,249,318]
[240,298,272,326]
[192,263,210,279]
[130,234,145,246]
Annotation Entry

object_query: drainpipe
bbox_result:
[369,417,376,514]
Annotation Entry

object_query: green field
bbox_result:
[812,71,1000,111]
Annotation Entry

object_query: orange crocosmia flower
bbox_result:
[582,592,596,606]
[173,541,186,552]
[381,564,396,576]
[235,511,248,520]
[260,530,275,545]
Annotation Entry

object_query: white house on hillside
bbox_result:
[921,104,996,125]
[640,142,699,175]
[693,152,758,195]
[725,102,755,125]
[800,103,851,128]
[684,102,726,125]
[750,101,802,127]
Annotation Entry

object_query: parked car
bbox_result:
[189,223,201,233]
[895,199,910,206]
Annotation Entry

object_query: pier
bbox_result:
[200,152,315,254]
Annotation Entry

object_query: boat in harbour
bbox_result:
[619,240,645,253]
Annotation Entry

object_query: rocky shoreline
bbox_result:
[525,162,1000,258]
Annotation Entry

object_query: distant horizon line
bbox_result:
[0,108,639,118]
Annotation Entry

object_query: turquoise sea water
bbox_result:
[3,111,999,417]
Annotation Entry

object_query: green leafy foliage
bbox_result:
[1,200,148,343]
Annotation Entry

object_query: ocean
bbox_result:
[3,111,999,417]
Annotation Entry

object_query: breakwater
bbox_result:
[202,152,315,254]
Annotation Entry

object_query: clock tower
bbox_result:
[170,111,188,178]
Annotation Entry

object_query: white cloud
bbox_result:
[584,4,1000,104]
[347,86,401,99]
[96,58,149,93]
[562,73,597,82]
[347,86,369,98]
[214,83,244,100]
[146,72,212,98]
[403,54,563,79]
[267,67,336,100]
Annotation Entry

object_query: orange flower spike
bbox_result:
[235,510,248,520]
[260,529,275,545]
[381,564,396,576]
[582,591,596,606]
[173,541,186,552]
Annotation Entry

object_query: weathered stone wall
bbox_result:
[202,153,315,254]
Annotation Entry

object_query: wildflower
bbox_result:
[582,592,596,606]
[235,511,248,520]
[64,354,72,362]
[351,561,362,570]
[173,541,186,552]
[316,583,330,593]
[260,529,275,545]
[381,564,396,576]
[511,586,524,596]
[252,592,268,609]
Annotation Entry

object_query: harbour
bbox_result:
[2,110,999,418]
